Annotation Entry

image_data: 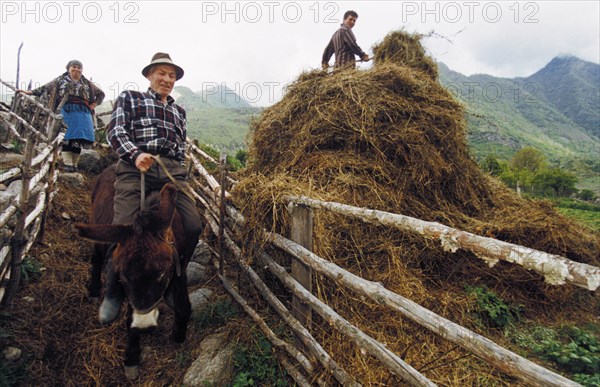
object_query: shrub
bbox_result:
[466,286,522,328]
[575,190,598,203]
[231,332,288,387]
[20,256,44,282]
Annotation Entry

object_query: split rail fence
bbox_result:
[0,79,64,305]
[192,142,598,386]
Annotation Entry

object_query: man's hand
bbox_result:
[135,152,155,173]
[361,54,370,62]
[88,102,97,110]
[16,90,33,95]
[322,63,329,71]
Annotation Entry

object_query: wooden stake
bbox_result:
[3,132,35,307]
[289,203,313,329]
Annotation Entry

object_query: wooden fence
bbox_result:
[0,80,64,306]
[194,153,596,386]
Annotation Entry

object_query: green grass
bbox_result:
[553,199,600,233]
[187,107,261,152]
[191,298,240,334]
[19,256,45,282]
[556,208,600,232]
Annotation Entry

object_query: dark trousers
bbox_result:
[113,158,203,239]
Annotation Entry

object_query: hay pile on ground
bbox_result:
[234,30,600,385]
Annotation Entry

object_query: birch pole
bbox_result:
[268,232,581,387]
[259,241,437,387]
[11,42,23,112]
[3,133,35,306]
[284,195,600,291]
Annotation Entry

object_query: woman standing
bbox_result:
[20,60,105,172]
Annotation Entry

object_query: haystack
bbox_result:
[233,30,599,385]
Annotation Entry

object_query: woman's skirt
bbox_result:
[61,103,95,142]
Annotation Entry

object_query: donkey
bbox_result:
[76,165,192,379]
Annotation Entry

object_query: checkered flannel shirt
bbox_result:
[108,88,187,164]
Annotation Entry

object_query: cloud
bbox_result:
[1,1,598,105]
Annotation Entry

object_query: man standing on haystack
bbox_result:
[322,10,370,71]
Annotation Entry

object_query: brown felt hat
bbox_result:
[141,52,184,80]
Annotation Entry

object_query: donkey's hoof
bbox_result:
[99,298,121,325]
[124,365,139,380]
[140,346,152,364]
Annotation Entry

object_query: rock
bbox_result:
[183,333,234,386]
[192,240,213,266]
[6,179,22,196]
[22,296,35,303]
[3,347,22,361]
[78,149,102,173]
[186,262,209,286]
[189,288,214,311]
[61,212,71,220]
[78,149,117,174]
[0,183,7,191]
[58,171,86,188]
[0,143,17,152]
[0,152,24,166]
[0,190,16,212]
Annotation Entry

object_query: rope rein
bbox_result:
[138,154,197,212]
[138,155,189,277]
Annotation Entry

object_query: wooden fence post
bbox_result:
[38,139,60,242]
[289,204,313,328]
[3,132,35,306]
[218,153,227,276]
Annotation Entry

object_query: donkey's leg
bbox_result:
[88,243,106,300]
[171,273,192,343]
[124,305,142,380]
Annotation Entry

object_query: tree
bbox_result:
[481,154,503,176]
[577,189,597,202]
[509,147,547,193]
[509,147,547,173]
[235,149,248,167]
[532,167,578,197]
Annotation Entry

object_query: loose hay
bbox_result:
[234,30,600,385]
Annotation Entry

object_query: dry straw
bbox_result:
[234,30,599,385]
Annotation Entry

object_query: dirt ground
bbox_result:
[1,169,241,385]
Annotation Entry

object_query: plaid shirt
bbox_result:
[322,24,366,69]
[108,88,186,164]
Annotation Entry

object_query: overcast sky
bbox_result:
[1,1,599,106]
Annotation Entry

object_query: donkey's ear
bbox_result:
[157,183,178,226]
[75,224,133,243]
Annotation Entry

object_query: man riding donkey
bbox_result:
[100,52,203,324]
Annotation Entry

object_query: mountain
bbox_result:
[527,56,599,139]
[172,86,261,152]
[438,57,599,190]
